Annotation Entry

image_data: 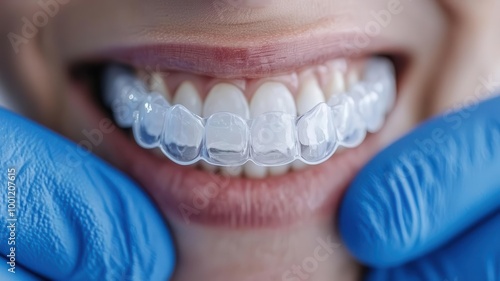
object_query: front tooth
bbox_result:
[203,83,250,118]
[149,73,171,103]
[173,81,202,116]
[245,82,297,178]
[221,166,243,177]
[248,82,297,116]
[204,83,249,177]
[324,70,346,100]
[297,78,325,115]
[244,162,267,179]
[161,105,204,164]
[291,77,326,170]
[268,165,290,176]
[292,160,308,171]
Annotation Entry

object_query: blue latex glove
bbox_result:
[0,108,176,280]
[340,95,500,280]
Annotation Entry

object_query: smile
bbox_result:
[103,56,395,174]
[69,31,405,227]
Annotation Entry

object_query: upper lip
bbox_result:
[71,30,403,79]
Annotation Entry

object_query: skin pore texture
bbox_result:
[2,0,500,280]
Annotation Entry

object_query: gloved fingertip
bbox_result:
[339,176,403,267]
[340,95,500,268]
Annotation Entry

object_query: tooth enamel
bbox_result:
[290,77,327,168]
[244,162,268,179]
[203,83,249,176]
[329,93,366,148]
[203,83,250,118]
[104,65,148,127]
[249,82,297,116]
[292,159,308,171]
[161,104,204,164]
[347,69,360,89]
[104,65,134,106]
[269,165,290,176]
[249,110,297,166]
[250,87,297,168]
[364,57,396,113]
[245,82,297,177]
[173,81,202,115]
[221,166,244,177]
[133,93,168,148]
[324,70,346,100]
[351,82,384,133]
[149,73,171,103]
[297,103,337,163]
[297,78,325,115]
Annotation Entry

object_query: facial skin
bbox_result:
[1,1,500,280]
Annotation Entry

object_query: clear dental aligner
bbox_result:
[103,57,395,167]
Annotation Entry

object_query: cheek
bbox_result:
[56,83,105,152]
[3,39,65,127]
[1,3,66,123]
[439,0,500,22]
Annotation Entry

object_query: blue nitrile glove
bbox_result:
[0,108,176,281]
[340,95,500,280]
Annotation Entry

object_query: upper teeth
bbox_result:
[203,83,249,176]
[173,81,203,116]
[103,57,396,176]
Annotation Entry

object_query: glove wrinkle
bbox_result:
[340,96,500,267]
[365,211,500,281]
[0,108,175,281]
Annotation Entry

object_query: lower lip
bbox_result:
[71,72,385,229]
[128,144,378,228]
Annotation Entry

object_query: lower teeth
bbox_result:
[103,57,396,169]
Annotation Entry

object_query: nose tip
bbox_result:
[223,0,272,8]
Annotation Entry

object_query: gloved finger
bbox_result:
[1,257,43,281]
[365,211,500,281]
[0,108,175,280]
[339,95,500,267]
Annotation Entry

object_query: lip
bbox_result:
[68,29,401,228]
[129,137,384,228]
[70,30,403,79]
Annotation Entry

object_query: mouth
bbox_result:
[68,40,406,228]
